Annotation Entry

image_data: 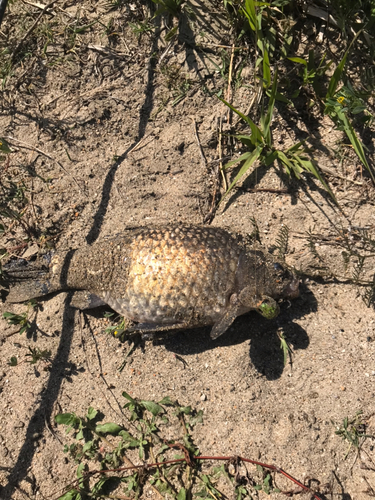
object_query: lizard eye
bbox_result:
[274,263,284,272]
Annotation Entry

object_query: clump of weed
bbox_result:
[160,63,192,104]
[304,225,375,308]
[219,71,333,202]
[332,410,373,460]
[103,311,129,340]
[2,299,37,335]
[9,346,52,368]
[55,393,320,499]
[0,138,29,236]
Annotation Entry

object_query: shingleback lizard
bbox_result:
[2,225,299,339]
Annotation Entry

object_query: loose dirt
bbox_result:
[0,1,375,499]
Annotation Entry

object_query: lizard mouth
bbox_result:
[283,276,300,299]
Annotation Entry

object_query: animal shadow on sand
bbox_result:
[153,282,317,381]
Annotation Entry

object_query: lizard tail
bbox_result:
[1,256,55,303]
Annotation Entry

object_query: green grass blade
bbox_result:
[262,45,271,89]
[263,150,278,166]
[243,0,257,31]
[286,141,305,153]
[326,51,348,99]
[223,151,253,170]
[340,113,375,183]
[326,30,362,99]
[234,134,256,148]
[262,69,278,146]
[275,150,295,177]
[295,157,336,199]
[222,146,263,201]
[273,91,291,104]
[287,56,307,66]
[218,97,263,144]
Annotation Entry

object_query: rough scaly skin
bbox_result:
[5,225,299,339]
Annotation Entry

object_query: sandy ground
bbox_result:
[1,1,375,499]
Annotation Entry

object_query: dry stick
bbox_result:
[12,0,58,61]
[202,120,223,223]
[233,85,262,128]
[4,136,82,192]
[243,187,288,193]
[44,88,72,107]
[197,43,249,50]
[318,164,364,186]
[62,455,323,500]
[225,43,236,122]
[192,118,207,168]
[0,329,26,340]
[218,43,236,193]
[78,313,125,424]
[217,117,227,191]
[128,133,153,154]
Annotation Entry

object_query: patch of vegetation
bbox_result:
[305,225,375,308]
[55,393,321,500]
[219,71,333,201]
[0,138,31,245]
[218,0,375,206]
[103,311,129,341]
[8,346,52,368]
[2,299,37,334]
[332,410,373,459]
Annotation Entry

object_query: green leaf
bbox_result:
[122,391,136,403]
[19,325,28,335]
[218,97,263,145]
[86,407,98,421]
[57,490,81,500]
[158,396,174,406]
[178,406,192,415]
[119,430,140,448]
[326,31,361,99]
[288,56,307,66]
[0,138,11,153]
[91,477,119,495]
[189,409,204,427]
[326,52,347,99]
[234,135,256,148]
[274,90,291,104]
[286,141,305,154]
[140,400,164,416]
[82,440,94,454]
[8,356,18,366]
[177,487,187,500]
[262,45,271,88]
[262,69,278,145]
[165,25,178,42]
[77,462,86,479]
[223,145,263,200]
[55,413,76,425]
[340,113,375,183]
[224,151,253,170]
[263,150,278,166]
[275,150,296,177]
[95,423,123,435]
[243,0,257,31]
[293,156,335,199]
[76,429,84,440]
